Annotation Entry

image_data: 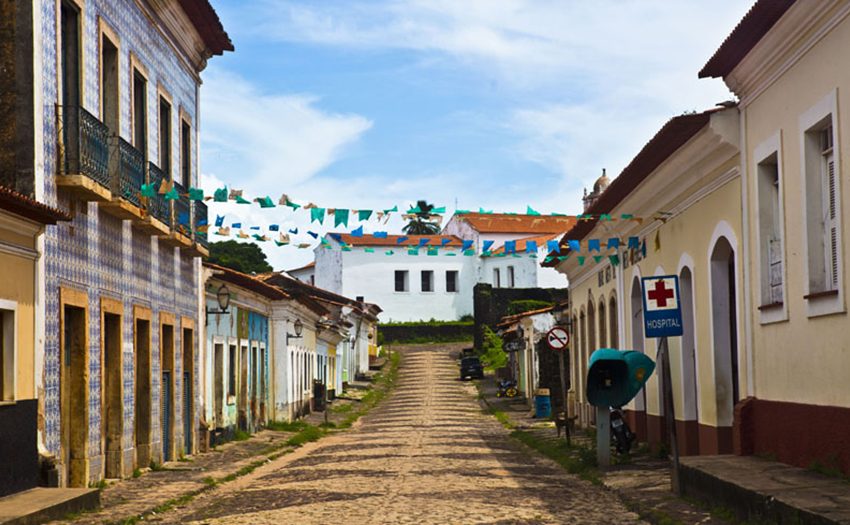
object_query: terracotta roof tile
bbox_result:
[497,305,555,327]
[699,0,795,79]
[334,234,464,248]
[490,234,559,255]
[203,262,290,300]
[456,213,576,234]
[178,0,234,55]
[287,261,315,273]
[542,109,716,266]
[0,185,71,224]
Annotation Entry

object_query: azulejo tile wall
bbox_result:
[40,0,202,482]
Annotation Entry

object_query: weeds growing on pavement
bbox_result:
[233,429,251,441]
[266,419,309,432]
[131,468,141,478]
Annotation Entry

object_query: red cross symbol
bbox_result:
[648,279,675,307]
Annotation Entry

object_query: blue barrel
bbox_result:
[535,388,552,418]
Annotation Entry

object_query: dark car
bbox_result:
[459,356,484,380]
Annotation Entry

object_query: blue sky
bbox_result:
[199,0,753,271]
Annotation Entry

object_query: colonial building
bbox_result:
[700,0,850,474]
[0,0,231,486]
[0,187,70,497]
[203,263,281,444]
[549,106,742,455]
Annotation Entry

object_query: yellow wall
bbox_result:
[0,217,38,400]
[743,12,850,408]
[568,161,743,429]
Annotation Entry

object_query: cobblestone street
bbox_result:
[157,346,643,524]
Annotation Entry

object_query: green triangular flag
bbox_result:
[358,210,373,221]
[600,213,612,221]
[407,248,419,256]
[609,254,620,266]
[432,206,446,213]
[141,183,156,198]
[258,196,275,208]
[427,247,438,256]
[165,187,180,200]
[385,250,394,255]
[274,240,287,246]
[527,205,540,216]
[334,209,349,227]
[188,187,204,201]
[479,207,493,214]
[463,249,475,256]
[235,195,251,204]
[445,252,457,256]
[577,256,586,266]
[557,255,569,261]
[311,208,325,224]
[620,213,634,220]
[213,187,228,202]
[286,199,301,210]
[383,205,398,214]
[593,255,604,263]
[341,246,352,252]
[364,248,375,253]
[544,256,554,263]
[456,209,470,214]
[407,206,422,214]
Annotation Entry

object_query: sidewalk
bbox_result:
[475,370,849,525]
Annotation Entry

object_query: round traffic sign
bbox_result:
[546,326,570,351]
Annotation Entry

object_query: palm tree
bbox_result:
[402,199,441,235]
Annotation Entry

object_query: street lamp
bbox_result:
[288,318,303,339]
[205,284,230,322]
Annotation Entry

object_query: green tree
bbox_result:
[402,199,441,235]
[208,240,273,274]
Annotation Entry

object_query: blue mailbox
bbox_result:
[586,348,656,408]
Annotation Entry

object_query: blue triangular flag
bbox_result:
[250,226,260,230]
[214,215,225,227]
[418,238,430,247]
[482,240,494,252]
[607,237,620,250]
[628,236,640,249]
[568,239,580,252]
[441,238,451,246]
[269,224,279,232]
[329,233,343,242]
[350,225,364,237]
[588,239,601,252]
[526,240,537,254]
[462,240,474,251]
[504,240,516,254]
[232,222,242,229]
[396,236,409,244]
[289,228,299,234]
[374,231,388,238]
[546,240,560,254]
[307,231,319,239]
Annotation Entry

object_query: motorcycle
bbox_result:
[496,379,518,398]
[610,407,635,454]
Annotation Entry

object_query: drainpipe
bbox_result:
[739,108,754,398]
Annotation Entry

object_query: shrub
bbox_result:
[506,299,553,316]
[479,326,507,369]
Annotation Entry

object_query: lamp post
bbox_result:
[560,314,573,445]
[205,284,230,322]
[287,318,303,339]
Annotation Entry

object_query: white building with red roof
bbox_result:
[313,214,573,322]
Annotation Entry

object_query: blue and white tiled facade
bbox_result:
[39,0,208,484]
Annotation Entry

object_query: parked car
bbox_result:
[459,356,484,380]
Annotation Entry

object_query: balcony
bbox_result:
[100,138,146,221]
[190,200,210,257]
[56,105,111,201]
[159,179,192,249]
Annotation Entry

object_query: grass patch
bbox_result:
[490,409,514,429]
[266,419,309,432]
[286,425,325,447]
[330,403,354,414]
[510,429,601,485]
[131,468,142,479]
[149,460,164,472]
[233,429,251,441]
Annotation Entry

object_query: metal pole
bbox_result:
[558,350,570,445]
[660,337,681,494]
[596,405,610,468]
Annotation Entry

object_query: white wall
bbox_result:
[339,247,477,322]
[315,247,343,294]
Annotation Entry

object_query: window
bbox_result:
[0,305,15,401]
[159,96,171,175]
[757,151,784,306]
[421,270,434,292]
[100,32,119,134]
[356,296,364,302]
[508,266,515,288]
[493,268,501,288]
[446,271,458,293]
[60,1,81,108]
[227,344,236,397]
[180,118,191,187]
[394,270,408,292]
[132,69,147,154]
[802,105,841,302]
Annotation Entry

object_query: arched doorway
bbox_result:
[586,297,596,425]
[710,236,738,454]
[579,309,587,424]
[679,266,700,455]
[609,295,619,348]
[629,277,648,441]
[598,300,607,347]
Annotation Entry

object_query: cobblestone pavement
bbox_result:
[159,345,644,524]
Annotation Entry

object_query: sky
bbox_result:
[199,0,753,272]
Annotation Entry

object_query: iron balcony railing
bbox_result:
[56,105,110,188]
[193,200,209,249]
[146,162,171,226]
[172,180,191,237]
[112,138,145,208]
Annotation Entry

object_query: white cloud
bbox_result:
[201,67,372,188]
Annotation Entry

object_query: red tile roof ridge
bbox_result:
[455,213,577,234]
[0,185,72,224]
[334,233,465,247]
[490,233,561,255]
